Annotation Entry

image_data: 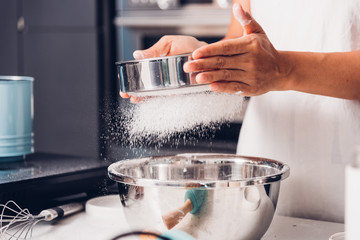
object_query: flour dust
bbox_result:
[120,92,244,148]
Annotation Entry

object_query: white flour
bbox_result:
[122,92,244,146]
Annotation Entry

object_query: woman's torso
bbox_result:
[237,0,360,222]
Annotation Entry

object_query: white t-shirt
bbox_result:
[237,0,360,223]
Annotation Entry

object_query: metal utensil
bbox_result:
[0,76,34,162]
[108,153,290,240]
[0,200,84,240]
[116,54,210,97]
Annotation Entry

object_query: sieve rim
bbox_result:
[115,53,192,65]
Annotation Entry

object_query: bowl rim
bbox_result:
[108,153,290,189]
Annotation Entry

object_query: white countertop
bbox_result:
[30,206,344,240]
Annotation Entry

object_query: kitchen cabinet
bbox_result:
[0,0,18,75]
[0,0,102,158]
[23,0,99,157]
[23,28,99,157]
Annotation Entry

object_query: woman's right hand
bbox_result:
[120,35,207,102]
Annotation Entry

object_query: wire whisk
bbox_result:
[0,200,84,240]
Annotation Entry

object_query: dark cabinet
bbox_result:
[22,0,96,27]
[24,32,99,156]
[0,0,19,75]
[0,0,103,158]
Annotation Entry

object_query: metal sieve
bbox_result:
[116,53,210,97]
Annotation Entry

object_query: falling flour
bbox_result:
[122,91,244,146]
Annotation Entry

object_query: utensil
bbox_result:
[116,54,210,97]
[162,189,207,229]
[0,200,84,240]
[108,153,290,240]
[0,76,34,162]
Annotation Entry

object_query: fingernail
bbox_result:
[233,3,252,27]
[210,84,219,92]
[183,62,190,72]
[192,50,202,59]
[184,60,197,71]
[195,73,202,83]
[133,50,145,60]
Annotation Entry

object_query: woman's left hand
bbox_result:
[183,3,290,96]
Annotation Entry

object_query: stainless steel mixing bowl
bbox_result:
[108,154,290,240]
[116,54,210,97]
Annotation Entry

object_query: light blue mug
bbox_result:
[0,76,34,161]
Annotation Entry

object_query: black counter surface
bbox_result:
[0,152,111,213]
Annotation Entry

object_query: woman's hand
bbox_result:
[120,35,207,102]
[183,4,289,96]
[133,35,207,60]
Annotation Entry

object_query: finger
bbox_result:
[120,91,130,98]
[189,72,199,84]
[192,38,249,59]
[195,70,246,84]
[130,96,145,103]
[233,3,265,35]
[133,50,159,60]
[120,91,145,103]
[210,81,251,95]
[133,36,172,60]
[184,55,248,72]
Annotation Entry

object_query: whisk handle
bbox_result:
[40,202,84,221]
